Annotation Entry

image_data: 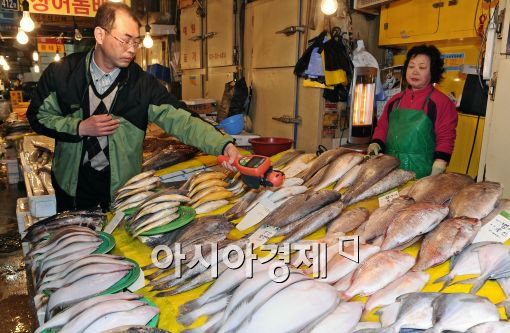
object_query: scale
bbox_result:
[217,155,285,189]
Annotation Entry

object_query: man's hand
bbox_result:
[222,143,241,172]
[79,114,120,136]
[431,159,447,176]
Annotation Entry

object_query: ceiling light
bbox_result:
[143,24,153,48]
[54,53,61,62]
[34,64,40,73]
[320,0,338,15]
[16,28,29,45]
[32,50,39,61]
[74,27,83,41]
[3,63,10,71]
[20,0,35,32]
[0,56,6,67]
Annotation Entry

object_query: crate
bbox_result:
[183,98,217,114]
[20,153,56,218]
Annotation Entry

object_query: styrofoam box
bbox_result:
[16,197,29,236]
[21,155,56,218]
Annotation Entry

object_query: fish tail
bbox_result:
[433,273,451,285]
[451,277,485,294]
[496,300,510,316]
[179,298,202,314]
[177,311,197,326]
[145,270,165,281]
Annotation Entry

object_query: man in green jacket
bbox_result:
[27,2,240,212]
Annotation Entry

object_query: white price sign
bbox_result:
[104,211,125,234]
[378,189,399,207]
[236,196,278,231]
[473,210,510,243]
[248,224,280,249]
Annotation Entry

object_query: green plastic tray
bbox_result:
[92,231,116,254]
[41,295,159,333]
[126,206,196,237]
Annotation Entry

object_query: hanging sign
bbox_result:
[1,0,19,10]
[29,0,130,18]
[37,37,65,53]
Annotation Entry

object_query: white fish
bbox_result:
[177,296,229,326]
[32,234,100,266]
[195,199,230,214]
[465,321,510,333]
[81,305,159,333]
[333,164,361,191]
[454,242,510,294]
[386,292,441,331]
[122,170,156,187]
[433,241,496,290]
[342,250,415,299]
[350,169,415,204]
[59,299,146,333]
[376,302,401,327]
[116,176,160,194]
[426,293,500,333]
[45,271,130,320]
[181,312,224,333]
[326,207,369,235]
[282,177,305,187]
[310,301,363,333]
[267,185,308,202]
[313,153,364,192]
[236,280,339,333]
[218,272,308,333]
[353,322,382,331]
[281,153,316,178]
[34,292,141,333]
[365,271,429,312]
[333,271,354,292]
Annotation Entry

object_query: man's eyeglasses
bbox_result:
[102,28,142,50]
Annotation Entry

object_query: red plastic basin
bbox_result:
[248,137,294,156]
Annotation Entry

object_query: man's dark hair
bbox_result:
[94,2,140,30]
[403,44,445,84]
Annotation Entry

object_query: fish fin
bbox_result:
[451,277,486,294]
[496,300,510,317]
[179,298,202,315]
[177,310,197,326]
[433,274,451,285]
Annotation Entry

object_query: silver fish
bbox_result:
[304,165,329,188]
[333,164,361,192]
[465,322,510,333]
[178,295,230,326]
[313,153,364,192]
[101,326,170,333]
[407,172,474,204]
[309,301,363,333]
[349,169,415,204]
[384,292,441,332]
[413,217,481,271]
[427,293,500,332]
[273,149,305,169]
[482,198,510,225]
[300,148,347,181]
[81,305,159,333]
[449,181,503,219]
[223,189,258,220]
[342,154,400,204]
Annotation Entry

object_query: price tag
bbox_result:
[236,196,278,231]
[104,211,125,234]
[378,189,399,207]
[473,210,510,243]
[127,268,145,292]
[248,224,280,249]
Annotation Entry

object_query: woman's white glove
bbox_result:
[431,159,447,175]
[367,143,381,155]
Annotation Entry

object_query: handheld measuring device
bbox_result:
[217,155,285,189]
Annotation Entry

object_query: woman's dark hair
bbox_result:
[94,2,140,31]
[403,44,445,84]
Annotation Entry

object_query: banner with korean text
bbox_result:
[29,0,130,18]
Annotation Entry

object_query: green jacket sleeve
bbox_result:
[147,78,233,156]
[27,62,82,142]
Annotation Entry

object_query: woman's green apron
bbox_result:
[385,90,435,179]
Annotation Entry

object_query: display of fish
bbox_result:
[342,250,415,299]
[349,169,415,204]
[234,280,339,333]
[304,165,329,188]
[449,181,503,219]
[407,172,474,204]
[342,154,400,204]
[81,305,160,333]
[482,198,510,225]
[178,295,230,326]
[413,217,481,271]
[333,164,361,192]
[427,293,500,332]
[39,169,55,195]
[381,202,449,250]
[365,271,429,312]
[102,326,170,333]
[309,301,363,333]
[222,189,259,220]
[326,207,369,235]
[358,196,415,244]
[313,153,364,191]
